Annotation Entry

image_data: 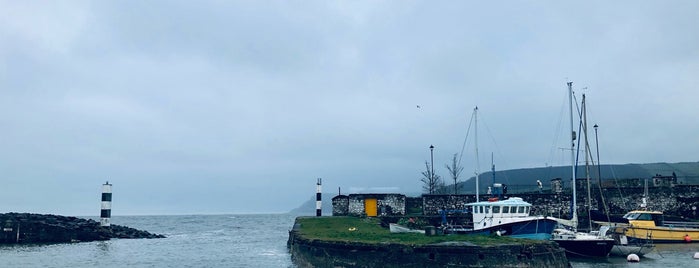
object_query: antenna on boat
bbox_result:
[491,153,495,190]
[641,178,648,210]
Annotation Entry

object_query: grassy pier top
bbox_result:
[293,216,549,246]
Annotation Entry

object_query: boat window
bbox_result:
[637,213,652,220]
[485,206,491,213]
[518,206,525,213]
[502,206,510,213]
[624,213,639,220]
[493,206,500,213]
[479,206,484,214]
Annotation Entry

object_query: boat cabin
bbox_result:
[623,210,663,227]
[466,197,533,231]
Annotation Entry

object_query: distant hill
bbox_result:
[288,194,335,216]
[455,161,699,193]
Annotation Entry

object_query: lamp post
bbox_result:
[593,124,602,186]
[593,124,611,222]
[429,145,434,194]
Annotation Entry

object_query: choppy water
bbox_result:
[0,214,297,267]
[2,214,699,267]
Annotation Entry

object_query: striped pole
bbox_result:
[100,181,112,227]
[316,178,322,216]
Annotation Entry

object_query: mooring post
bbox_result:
[100,181,112,227]
[316,178,322,216]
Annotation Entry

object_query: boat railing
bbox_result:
[663,221,699,229]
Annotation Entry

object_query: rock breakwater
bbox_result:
[0,213,164,244]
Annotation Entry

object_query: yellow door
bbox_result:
[364,198,377,217]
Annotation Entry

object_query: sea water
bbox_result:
[0,214,297,267]
[2,214,699,267]
[569,243,699,267]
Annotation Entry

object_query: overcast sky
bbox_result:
[1,1,697,215]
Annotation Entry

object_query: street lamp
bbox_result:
[593,124,602,186]
[429,145,434,194]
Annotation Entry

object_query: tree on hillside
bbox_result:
[446,153,464,194]
[421,161,442,194]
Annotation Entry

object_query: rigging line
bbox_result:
[608,165,630,210]
[480,115,511,185]
[457,109,475,172]
[573,91,584,169]
[578,94,612,221]
[546,90,568,180]
[585,135,611,222]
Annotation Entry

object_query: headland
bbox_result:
[288,216,568,267]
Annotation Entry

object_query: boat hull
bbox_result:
[624,226,699,243]
[554,239,615,257]
[609,244,654,257]
[446,218,558,240]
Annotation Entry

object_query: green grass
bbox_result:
[294,216,548,246]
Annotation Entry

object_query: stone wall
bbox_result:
[332,195,349,216]
[406,197,423,215]
[422,194,476,215]
[598,184,699,217]
[421,184,699,229]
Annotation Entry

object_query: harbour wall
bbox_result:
[420,184,699,229]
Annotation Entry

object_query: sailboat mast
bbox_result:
[568,82,578,230]
[583,94,592,230]
[474,106,480,201]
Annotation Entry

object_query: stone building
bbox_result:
[332,194,406,217]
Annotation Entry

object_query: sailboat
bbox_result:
[550,82,615,257]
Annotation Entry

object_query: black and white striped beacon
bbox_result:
[100,181,112,227]
[316,178,322,216]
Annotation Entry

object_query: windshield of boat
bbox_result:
[624,212,654,220]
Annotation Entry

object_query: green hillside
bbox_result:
[455,161,699,194]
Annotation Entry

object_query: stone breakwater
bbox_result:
[287,221,569,268]
[0,213,164,244]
